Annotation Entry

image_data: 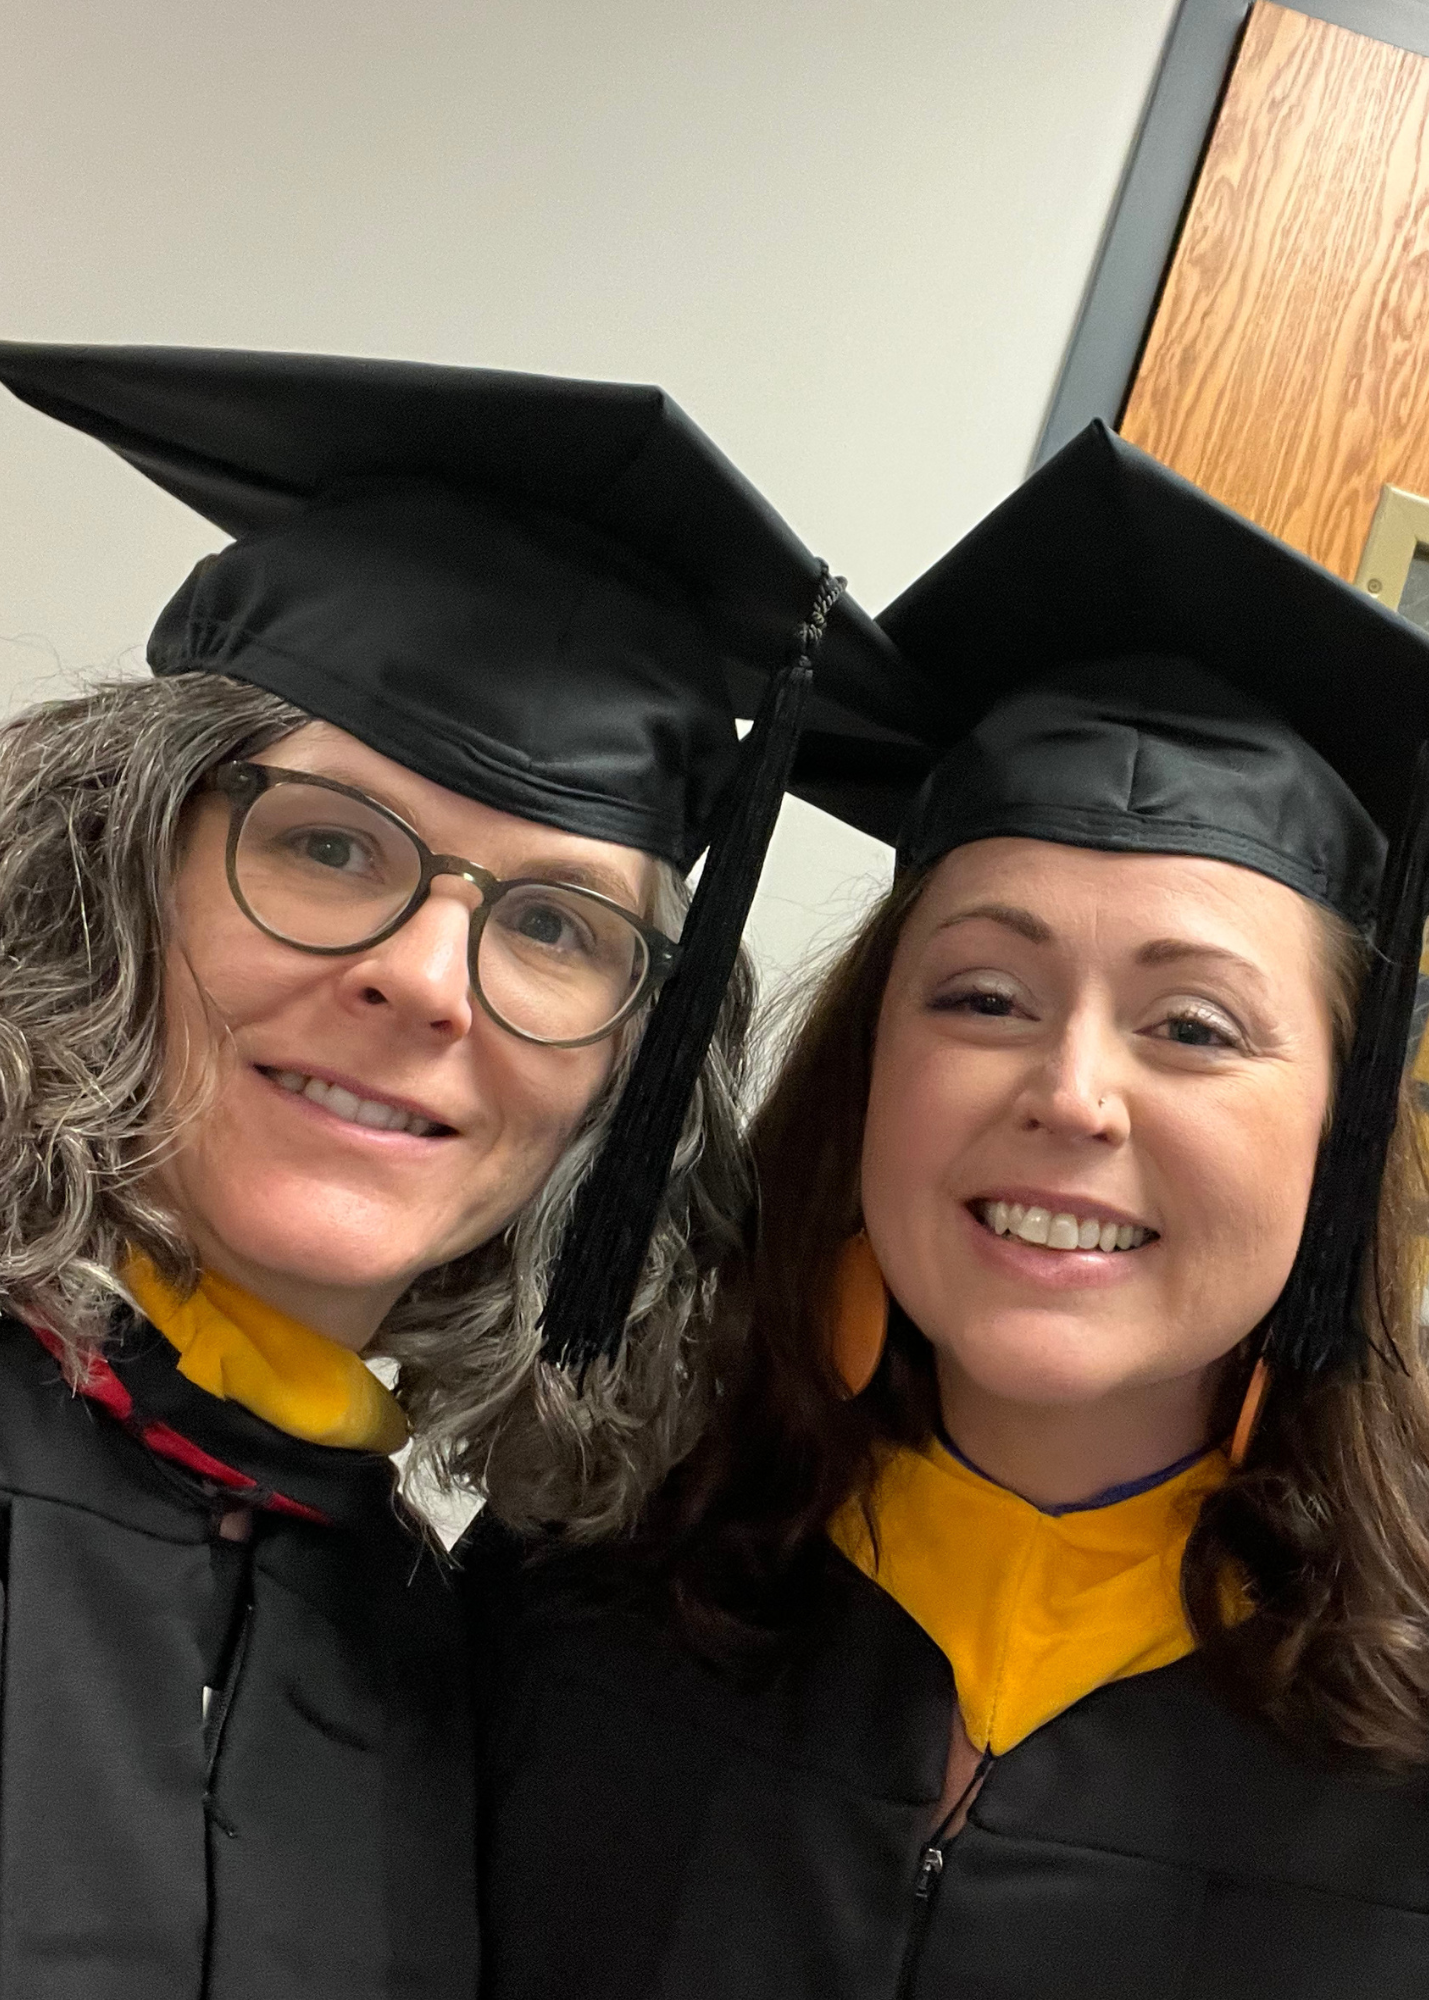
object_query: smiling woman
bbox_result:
[0,343,899,2000]
[859,841,1339,1500]
[160,723,659,1346]
[473,427,1429,2000]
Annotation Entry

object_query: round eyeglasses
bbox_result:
[206,762,681,1048]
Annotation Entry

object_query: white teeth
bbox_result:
[980,1201,1152,1254]
[268,1069,439,1137]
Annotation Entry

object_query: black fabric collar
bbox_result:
[105,1313,402,1533]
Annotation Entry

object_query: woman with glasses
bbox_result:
[0,343,897,2000]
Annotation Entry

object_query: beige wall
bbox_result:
[0,0,1177,981]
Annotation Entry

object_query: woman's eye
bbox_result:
[930,987,1020,1017]
[506,897,606,960]
[515,901,579,950]
[287,828,371,874]
[1154,1009,1238,1050]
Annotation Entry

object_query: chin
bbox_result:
[939,1317,1156,1409]
[232,1225,424,1295]
[191,1183,472,1297]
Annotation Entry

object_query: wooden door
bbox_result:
[1121,0,1429,581]
[1120,0,1429,1098]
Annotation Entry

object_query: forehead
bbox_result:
[252,721,656,895]
[907,836,1323,962]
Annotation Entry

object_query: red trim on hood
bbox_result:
[30,1325,329,1525]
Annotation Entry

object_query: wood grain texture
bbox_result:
[1121,1,1429,579]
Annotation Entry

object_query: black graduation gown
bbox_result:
[469,1529,1429,2000]
[0,1313,478,2000]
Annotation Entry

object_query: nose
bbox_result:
[333,885,475,1041]
[1013,1006,1129,1146]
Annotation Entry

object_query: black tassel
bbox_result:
[1268,740,1429,1376]
[539,568,847,1374]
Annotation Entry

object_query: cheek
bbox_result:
[415,1041,617,1266]
[1169,1070,1327,1287]
[861,1023,993,1220]
[483,1040,615,1174]
[159,939,228,1106]
[158,926,312,1103]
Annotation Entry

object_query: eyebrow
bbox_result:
[933,905,1268,987]
[512,858,643,907]
[1133,936,1268,988]
[933,902,1054,943]
[280,761,421,825]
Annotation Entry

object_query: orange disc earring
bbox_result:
[830,1231,889,1396]
[1228,1354,1272,1470]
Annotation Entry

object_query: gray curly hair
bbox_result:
[0,670,753,1536]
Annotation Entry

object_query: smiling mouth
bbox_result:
[972,1200,1158,1254]
[257,1066,455,1138]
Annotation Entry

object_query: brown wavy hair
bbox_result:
[648,863,1429,1770]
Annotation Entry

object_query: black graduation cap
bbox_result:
[0,340,906,1372]
[797,421,1429,895]
[818,421,1429,1382]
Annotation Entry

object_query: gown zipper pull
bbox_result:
[912,1845,945,1899]
[895,1745,995,1996]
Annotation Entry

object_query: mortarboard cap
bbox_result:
[791,421,1429,920]
[0,341,906,866]
[812,421,1429,1385]
[0,341,906,1374]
